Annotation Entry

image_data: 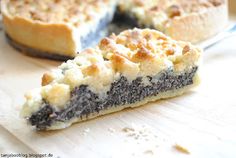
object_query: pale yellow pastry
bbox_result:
[21,28,201,130]
[118,0,228,43]
[1,0,117,59]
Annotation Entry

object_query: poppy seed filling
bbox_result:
[80,12,114,49]
[29,67,198,130]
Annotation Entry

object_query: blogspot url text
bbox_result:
[1,153,56,158]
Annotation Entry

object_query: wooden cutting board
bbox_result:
[0,14,236,158]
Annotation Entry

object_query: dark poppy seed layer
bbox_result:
[29,67,198,130]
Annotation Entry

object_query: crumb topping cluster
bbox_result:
[6,0,115,27]
[118,0,225,30]
[6,0,224,28]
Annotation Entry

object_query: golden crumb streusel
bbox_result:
[7,0,115,26]
[118,0,225,30]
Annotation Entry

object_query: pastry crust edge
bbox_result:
[165,2,228,43]
[1,1,78,57]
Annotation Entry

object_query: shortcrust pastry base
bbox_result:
[6,33,72,61]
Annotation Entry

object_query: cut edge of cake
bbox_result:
[1,0,117,58]
[28,76,200,130]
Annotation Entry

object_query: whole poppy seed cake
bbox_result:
[1,0,226,60]
[21,28,201,130]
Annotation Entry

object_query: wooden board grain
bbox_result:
[1,14,236,158]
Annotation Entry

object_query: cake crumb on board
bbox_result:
[121,124,153,140]
[173,144,190,154]
[108,127,116,133]
[144,150,154,155]
[83,128,90,135]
